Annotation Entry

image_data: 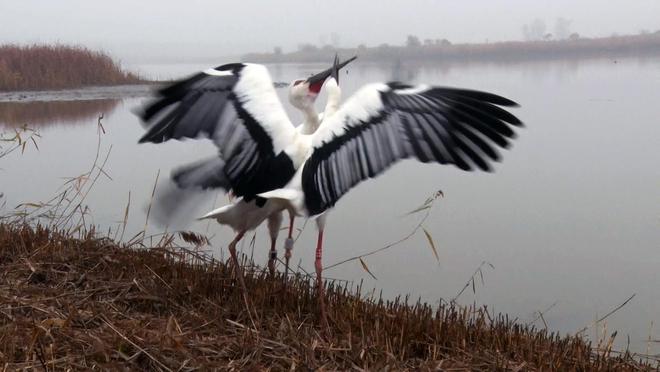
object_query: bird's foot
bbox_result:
[317,287,331,334]
[315,258,330,332]
[228,242,248,295]
[267,249,277,276]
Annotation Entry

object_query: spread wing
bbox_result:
[138,63,298,198]
[301,82,523,215]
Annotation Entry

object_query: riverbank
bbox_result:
[0,44,145,91]
[0,84,153,103]
[0,223,654,370]
[0,84,153,127]
[243,32,660,64]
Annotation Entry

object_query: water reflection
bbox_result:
[366,56,654,84]
[0,99,120,127]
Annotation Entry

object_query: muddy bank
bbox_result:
[0,84,154,103]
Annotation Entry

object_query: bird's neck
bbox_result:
[323,81,341,118]
[299,104,320,134]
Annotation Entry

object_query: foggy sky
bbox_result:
[1,0,659,63]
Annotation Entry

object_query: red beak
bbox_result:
[306,55,357,94]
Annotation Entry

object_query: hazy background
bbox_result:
[2,0,660,63]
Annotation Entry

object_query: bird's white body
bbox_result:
[211,85,350,222]
[201,77,343,229]
[258,80,375,215]
[200,197,287,232]
[198,121,316,232]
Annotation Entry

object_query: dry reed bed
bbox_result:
[0,44,142,91]
[0,224,654,371]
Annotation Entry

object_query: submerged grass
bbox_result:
[0,223,656,370]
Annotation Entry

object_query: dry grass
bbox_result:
[0,125,40,161]
[0,44,143,91]
[0,224,656,371]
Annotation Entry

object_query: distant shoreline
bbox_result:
[0,84,156,103]
[4,34,659,93]
[242,32,660,64]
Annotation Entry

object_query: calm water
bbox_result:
[1,58,659,353]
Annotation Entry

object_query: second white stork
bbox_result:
[257,81,523,325]
[137,57,354,289]
[200,55,352,278]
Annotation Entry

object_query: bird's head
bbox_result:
[288,55,356,110]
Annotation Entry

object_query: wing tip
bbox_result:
[497,97,520,107]
[138,130,163,144]
[132,105,149,123]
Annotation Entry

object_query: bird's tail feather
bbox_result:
[148,181,215,229]
[146,157,229,229]
[199,203,236,221]
[258,188,305,213]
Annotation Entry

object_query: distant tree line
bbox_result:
[523,17,577,41]
[245,30,660,64]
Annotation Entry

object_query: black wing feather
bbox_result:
[302,83,523,215]
[137,63,296,199]
[138,73,237,144]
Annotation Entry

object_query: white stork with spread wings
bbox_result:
[138,60,523,326]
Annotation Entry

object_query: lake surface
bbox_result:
[1,58,659,353]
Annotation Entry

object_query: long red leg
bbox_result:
[283,215,295,280]
[227,231,247,294]
[266,212,282,278]
[284,214,296,283]
[288,215,295,237]
[267,237,277,276]
[227,230,258,328]
[315,228,329,328]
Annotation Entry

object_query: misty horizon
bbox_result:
[2,0,659,63]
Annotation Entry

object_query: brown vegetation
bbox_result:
[0,44,143,91]
[244,32,660,64]
[0,223,655,370]
[0,99,120,127]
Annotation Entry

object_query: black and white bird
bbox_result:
[137,57,354,287]
[257,81,522,324]
[199,56,353,278]
[138,60,523,326]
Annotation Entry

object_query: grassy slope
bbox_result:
[0,224,654,370]
[0,44,143,91]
